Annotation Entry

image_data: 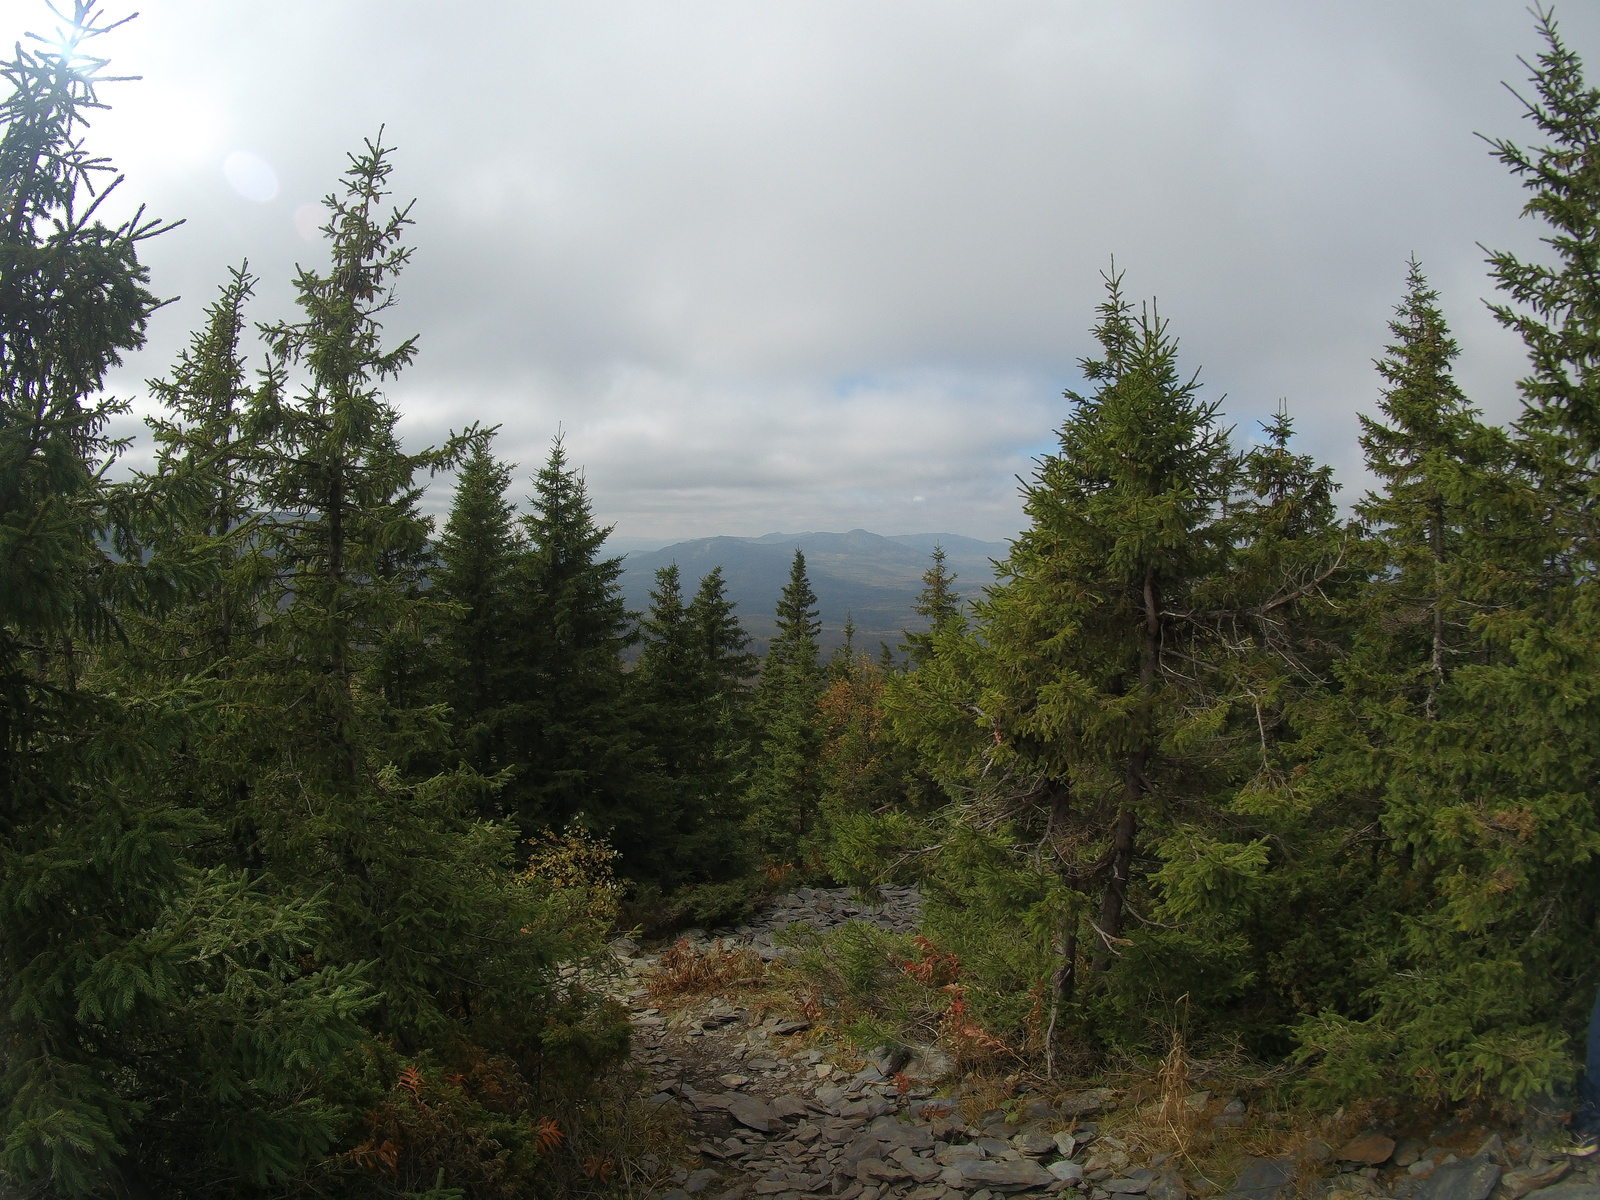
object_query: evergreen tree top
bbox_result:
[1006,268,1236,600]
[1484,7,1600,456]
[1358,259,1496,530]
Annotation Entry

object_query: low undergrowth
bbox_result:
[647,939,769,1002]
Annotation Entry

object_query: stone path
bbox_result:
[609,886,1130,1200]
[607,887,1600,1200]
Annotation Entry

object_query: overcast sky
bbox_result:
[23,1,1600,544]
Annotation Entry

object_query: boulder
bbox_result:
[1059,1088,1117,1117]
[856,1157,911,1183]
[771,1094,809,1121]
[725,1093,776,1133]
[1148,1169,1189,1200]
[1504,1163,1570,1200]
[1338,1134,1396,1166]
[868,1116,936,1150]
[1416,1156,1501,1200]
[1221,1156,1297,1200]
[1014,1132,1058,1157]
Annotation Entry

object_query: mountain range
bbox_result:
[616,530,1009,656]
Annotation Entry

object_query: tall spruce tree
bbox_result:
[1296,17,1600,1105]
[691,564,759,694]
[223,137,578,1079]
[747,550,825,863]
[0,11,369,1196]
[631,564,753,887]
[980,271,1236,977]
[434,430,519,782]
[501,436,637,853]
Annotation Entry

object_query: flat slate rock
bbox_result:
[1060,1088,1117,1116]
[956,1158,1055,1191]
[1339,1134,1397,1165]
[1526,1183,1600,1200]
[868,1116,934,1149]
[1505,1164,1571,1200]
[771,1094,809,1121]
[1417,1157,1501,1200]
[1223,1156,1298,1200]
[725,1093,776,1132]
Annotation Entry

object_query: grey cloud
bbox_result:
[72,1,1600,540]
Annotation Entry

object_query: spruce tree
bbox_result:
[501,436,636,852]
[0,11,367,1195]
[691,564,759,692]
[1354,261,1510,715]
[900,545,960,666]
[434,430,519,781]
[1295,18,1600,1104]
[747,550,825,863]
[222,138,574,1072]
[980,271,1236,975]
[631,564,752,887]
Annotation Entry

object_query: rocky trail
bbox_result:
[605,888,1600,1200]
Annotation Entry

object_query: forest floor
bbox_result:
[605,890,1600,1200]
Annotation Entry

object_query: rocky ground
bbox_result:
[606,887,1600,1200]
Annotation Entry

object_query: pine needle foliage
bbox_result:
[747,550,826,863]
[0,8,369,1196]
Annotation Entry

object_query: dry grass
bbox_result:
[996,1036,1370,1197]
[646,939,768,1003]
[536,1065,692,1200]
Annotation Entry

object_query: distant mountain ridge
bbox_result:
[617,530,1009,656]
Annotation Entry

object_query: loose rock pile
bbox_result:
[609,887,1600,1200]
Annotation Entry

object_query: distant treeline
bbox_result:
[6,5,1600,1199]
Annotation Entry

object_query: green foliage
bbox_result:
[747,550,825,863]
[629,562,755,888]
[500,437,637,850]
[433,430,520,784]
[900,545,961,666]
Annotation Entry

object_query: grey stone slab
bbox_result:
[1525,1183,1600,1200]
[1417,1156,1501,1200]
[1222,1156,1298,1200]
[726,1093,777,1132]
[958,1159,1055,1191]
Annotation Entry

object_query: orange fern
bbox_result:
[531,1116,563,1155]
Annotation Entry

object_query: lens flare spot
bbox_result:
[223,150,277,203]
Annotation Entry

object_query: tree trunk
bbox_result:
[1044,781,1077,1075]
[1096,568,1161,971]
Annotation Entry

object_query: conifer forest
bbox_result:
[11,4,1600,1199]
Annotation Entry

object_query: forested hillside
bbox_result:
[6,3,1600,1198]
[618,531,1005,656]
